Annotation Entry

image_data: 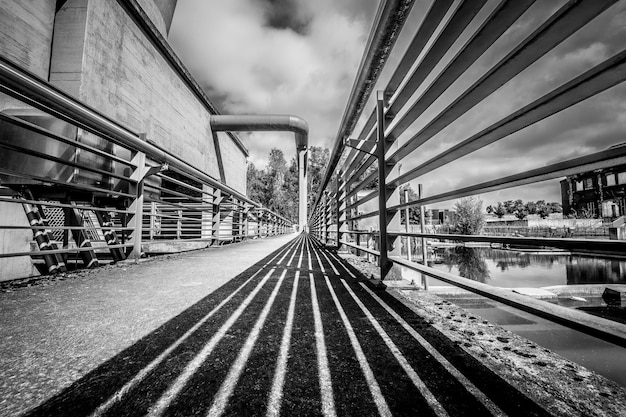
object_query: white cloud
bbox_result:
[168,0,375,168]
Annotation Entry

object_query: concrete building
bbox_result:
[560,160,626,219]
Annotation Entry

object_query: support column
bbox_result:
[298,148,308,233]
[128,151,146,261]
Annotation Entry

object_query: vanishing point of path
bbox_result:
[3,234,570,416]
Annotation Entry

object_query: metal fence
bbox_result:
[308,0,626,347]
[0,55,291,276]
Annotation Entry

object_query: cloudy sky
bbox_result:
[169,0,378,168]
[169,0,626,209]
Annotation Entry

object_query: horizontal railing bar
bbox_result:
[0,197,134,214]
[385,0,617,166]
[340,240,380,256]
[348,211,379,222]
[389,231,626,253]
[389,255,626,348]
[154,174,214,197]
[387,0,488,121]
[0,225,134,231]
[390,48,626,186]
[346,189,377,211]
[339,0,457,185]
[145,184,209,205]
[0,243,133,259]
[0,169,135,199]
[387,0,534,140]
[143,237,213,245]
[345,155,377,195]
[0,141,134,183]
[0,112,135,167]
[390,147,626,211]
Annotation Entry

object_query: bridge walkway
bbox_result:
[5,235,565,416]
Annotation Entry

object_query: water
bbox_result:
[401,245,626,387]
[428,247,626,288]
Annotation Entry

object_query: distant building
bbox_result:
[560,160,626,219]
[429,208,456,225]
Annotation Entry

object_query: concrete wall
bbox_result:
[0,0,55,111]
[0,0,55,78]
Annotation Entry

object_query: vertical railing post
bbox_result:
[176,210,182,239]
[243,206,250,240]
[376,90,401,280]
[336,173,344,249]
[418,184,428,290]
[322,192,328,245]
[128,151,146,261]
[376,91,390,278]
[149,201,156,241]
[212,189,222,244]
[404,189,411,262]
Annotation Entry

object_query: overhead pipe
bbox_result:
[210,114,309,232]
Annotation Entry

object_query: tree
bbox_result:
[246,163,267,206]
[265,148,288,213]
[453,197,485,235]
[307,146,330,212]
[493,202,506,218]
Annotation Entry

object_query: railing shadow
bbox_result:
[22,239,297,417]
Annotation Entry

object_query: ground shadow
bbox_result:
[23,239,298,417]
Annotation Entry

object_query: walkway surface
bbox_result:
[1,234,624,416]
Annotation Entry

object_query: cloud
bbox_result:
[168,0,377,168]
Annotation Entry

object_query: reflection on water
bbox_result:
[429,247,626,287]
[440,247,490,283]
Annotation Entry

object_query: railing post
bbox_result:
[376,91,390,278]
[336,172,344,249]
[322,192,328,245]
[418,184,428,290]
[404,189,411,262]
[376,90,401,280]
[149,201,157,241]
[212,189,222,244]
[128,151,146,261]
[176,210,182,239]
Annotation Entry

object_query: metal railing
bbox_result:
[308,0,626,347]
[0,55,291,277]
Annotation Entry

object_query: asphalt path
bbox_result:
[6,234,555,416]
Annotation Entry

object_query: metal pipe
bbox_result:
[210,115,308,151]
[210,114,309,231]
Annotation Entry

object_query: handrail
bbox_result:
[308,0,626,348]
